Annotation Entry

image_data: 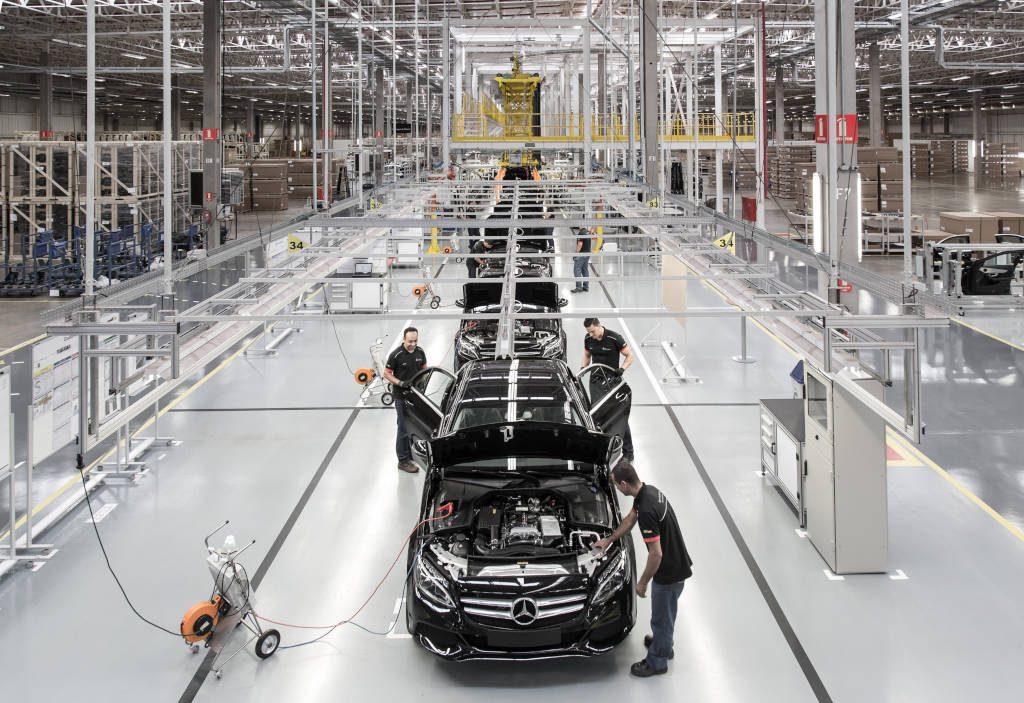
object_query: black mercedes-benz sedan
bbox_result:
[398,358,636,660]
[453,282,568,371]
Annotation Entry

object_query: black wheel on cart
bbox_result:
[255,629,281,659]
[381,391,394,406]
[429,297,441,309]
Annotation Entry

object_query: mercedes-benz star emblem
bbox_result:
[510,597,539,625]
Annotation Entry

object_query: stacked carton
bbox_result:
[909,144,930,178]
[858,147,902,212]
[772,144,816,199]
[953,141,970,173]
[792,162,816,211]
[247,160,289,211]
[286,158,316,200]
[930,141,954,176]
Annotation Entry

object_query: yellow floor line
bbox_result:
[0,333,47,360]
[673,253,1024,545]
[886,429,1024,544]
[950,317,1024,354]
[0,334,260,543]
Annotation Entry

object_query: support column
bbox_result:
[774,63,785,143]
[868,42,883,146]
[583,21,591,175]
[38,49,53,136]
[374,67,385,187]
[597,51,606,168]
[714,43,724,214]
[170,75,182,139]
[454,43,463,116]
[640,0,660,189]
[972,94,984,173]
[322,25,332,203]
[246,101,256,141]
[202,0,223,248]
[442,16,451,169]
[814,0,859,305]
[754,10,767,227]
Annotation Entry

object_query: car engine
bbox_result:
[474,494,567,555]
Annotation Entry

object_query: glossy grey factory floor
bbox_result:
[2,238,1024,703]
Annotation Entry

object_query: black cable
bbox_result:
[277,542,422,650]
[78,467,188,638]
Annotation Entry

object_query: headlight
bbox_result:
[591,549,629,606]
[456,336,482,360]
[415,556,456,612]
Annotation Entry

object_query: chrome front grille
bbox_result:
[461,592,587,622]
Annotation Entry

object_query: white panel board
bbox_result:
[0,366,10,473]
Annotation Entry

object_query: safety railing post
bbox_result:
[732,315,757,364]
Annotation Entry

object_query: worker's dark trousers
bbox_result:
[646,580,685,671]
[395,400,412,461]
[466,260,478,279]
[573,256,589,291]
[622,425,634,459]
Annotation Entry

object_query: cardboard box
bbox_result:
[287,173,315,186]
[876,163,903,182]
[287,185,314,199]
[986,211,1024,234]
[939,212,982,237]
[858,146,899,163]
[861,181,879,198]
[249,163,288,179]
[939,212,998,243]
[878,181,903,197]
[287,159,316,173]
[251,194,289,211]
[878,198,903,213]
[250,179,286,195]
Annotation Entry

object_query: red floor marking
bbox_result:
[886,444,905,461]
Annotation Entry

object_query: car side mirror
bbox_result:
[557,298,569,308]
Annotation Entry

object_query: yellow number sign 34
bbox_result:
[713,231,736,255]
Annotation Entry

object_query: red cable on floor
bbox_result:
[253,502,454,630]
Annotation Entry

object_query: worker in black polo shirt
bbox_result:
[382,326,427,474]
[594,460,693,678]
[581,317,635,461]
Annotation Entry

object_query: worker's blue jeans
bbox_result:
[573,256,590,291]
[646,579,685,671]
[395,399,412,461]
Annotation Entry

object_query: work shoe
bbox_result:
[643,635,674,659]
[398,460,419,473]
[630,660,667,677]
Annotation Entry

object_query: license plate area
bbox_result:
[486,627,562,649]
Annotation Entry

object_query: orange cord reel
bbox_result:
[181,595,225,644]
[354,368,376,385]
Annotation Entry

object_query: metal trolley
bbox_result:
[180,522,281,678]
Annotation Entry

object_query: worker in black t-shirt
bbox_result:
[572,227,592,293]
[382,327,427,474]
[594,460,693,678]
[581,317,635,461]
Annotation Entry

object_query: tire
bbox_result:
[381,391,394,406]
[429,297,441,309]
[255,629,281,659]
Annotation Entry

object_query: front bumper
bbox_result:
[408,588,634,661]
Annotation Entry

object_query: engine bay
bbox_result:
[431,484,609,562]
[461,318,560,341]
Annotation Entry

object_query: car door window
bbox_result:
[412,368,456,407]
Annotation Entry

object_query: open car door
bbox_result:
[398,367,458,443]
[577,364,632,440]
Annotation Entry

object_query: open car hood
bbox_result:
[430,421,612,468]
[463,281,559,310]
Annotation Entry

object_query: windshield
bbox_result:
[452,401,583,431]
